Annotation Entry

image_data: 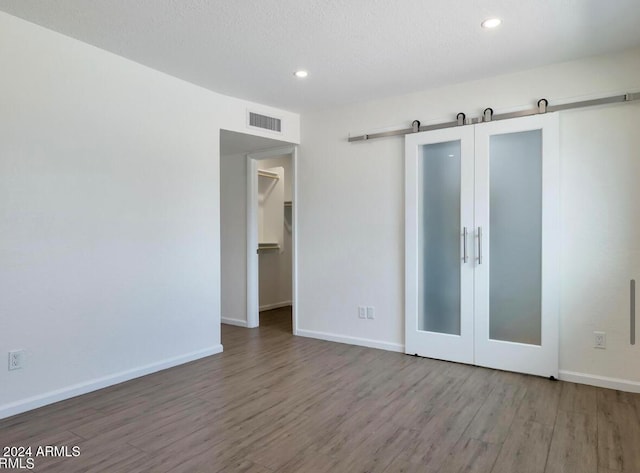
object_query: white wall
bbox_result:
[298,47,640,390]
[259,157,293,310]
[220,153,249,326]
[0,12,299,418]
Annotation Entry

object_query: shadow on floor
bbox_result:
[259,305,292,334]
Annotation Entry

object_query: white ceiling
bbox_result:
[2,1,640,112]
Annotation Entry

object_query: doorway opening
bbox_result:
[219,130,298,334]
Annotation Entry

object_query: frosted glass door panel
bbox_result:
[419,141,461,334]
[489,130,542,345]
[406,125,474,364]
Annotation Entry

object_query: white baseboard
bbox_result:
[0,345,223,420]
[259,300,292,311]
[221,317,248,327]
[559,370,640,393]
[296,329,404,353]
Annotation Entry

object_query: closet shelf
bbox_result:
[284,201,292,207]
[258,242,280,252]
[258,170,280,180]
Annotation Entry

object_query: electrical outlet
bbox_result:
[358,306,366,319]
[594,331,606,349]
[366,306,375,320]
[8,350,24,370]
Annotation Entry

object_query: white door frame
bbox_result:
[246,145,298,332]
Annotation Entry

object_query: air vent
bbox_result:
[248,112,282,133]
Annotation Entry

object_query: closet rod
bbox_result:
[348,92,640,143]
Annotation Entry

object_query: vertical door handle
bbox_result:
[477,227,483,264]
[462,227,468,263]
[632,279,636,345]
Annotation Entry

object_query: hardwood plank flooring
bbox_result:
[545,410,597,473]
[1,306,639,472]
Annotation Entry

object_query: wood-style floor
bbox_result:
[1,307,639,472]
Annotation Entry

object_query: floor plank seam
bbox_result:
[486,387,525,473]
[68,429,90,442]
[541,398,561,473]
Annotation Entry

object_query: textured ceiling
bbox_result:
[2,1,640,112]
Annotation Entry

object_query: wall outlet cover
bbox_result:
[594,331,606,349]
[358,306,366,319]
[366,306,375,320]
[8,350,25,370]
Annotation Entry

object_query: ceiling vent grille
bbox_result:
[248,112,282,133]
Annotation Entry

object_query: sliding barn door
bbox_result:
[405,114,559,378]
[405,126,475,363]
[474,114,559,378]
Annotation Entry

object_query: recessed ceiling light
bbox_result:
[294,70,308,78]
[481,18,502,29]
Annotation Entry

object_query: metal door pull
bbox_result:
[463,227,468,263]
[632,280,636,345]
